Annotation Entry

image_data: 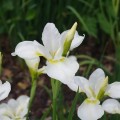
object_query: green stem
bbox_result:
[51,79,61,120]
[53,97,57,120]
[27,74,38,120]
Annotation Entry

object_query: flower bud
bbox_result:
[62,22,77,56]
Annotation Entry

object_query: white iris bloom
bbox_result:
[0,95,29,120]
[11,23,84,85]
[69,68,120,120]
[0,80,11,101]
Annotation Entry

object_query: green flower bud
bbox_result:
[62,22,77,56]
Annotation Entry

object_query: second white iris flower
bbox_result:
[69,68,120,120]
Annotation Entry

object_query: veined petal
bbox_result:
[42,23,61,54]
[45,56,79,84]
[12,40,50,59]
[25,57,40,72]
[74,76,93,98]
[70,32,84,50]
[77,99,104,120]
[89,68,106,96]
[105,82,120,98]
[0,81,11,101]
[102,99,120,114]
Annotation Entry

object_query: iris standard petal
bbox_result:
[0,81,11,101]
[42,23,61,55]
[70,32,84,50]
[45,56,79,84]
[74,76,93,98]
[77,99,104,120]
[102,99,120,114]
[89,68,106,96]
[105,82,120,98]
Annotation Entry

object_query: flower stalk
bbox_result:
[27,72,38,120]
[51,79,61,120]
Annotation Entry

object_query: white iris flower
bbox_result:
[11,23,84,85]
[0,95,29,120]
[69,68,120,120]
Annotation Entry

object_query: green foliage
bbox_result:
[0,0,82,48]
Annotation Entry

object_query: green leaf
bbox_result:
[67,6,97,38]
[97,13,112,35]
[26,9,36,21]
[83,16,97,38]
[3,0,14,11]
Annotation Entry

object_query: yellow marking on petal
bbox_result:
[48,57,65,64]
[89,87,96,98]
[49,51,56,58]
[85,98,99,104]
[35,52,42,56]
[35,52,48,59]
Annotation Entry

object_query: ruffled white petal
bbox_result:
[0,81,11,101]
[8,99,18,111]
[12,40,50,59]
[70,32,84,50]
[17,95,30,104]
[25,57,40,72]
[0,103,13,118]
[74,76,93,98]
[45,56,79,84]
[42,23,61,55]
[0,95,29,119]
[16,95,29,118]
[0,103,8,115]
[102,99,120,114]
[89,68,106,96]
[105,82,120,98]
[77,99,104,120]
